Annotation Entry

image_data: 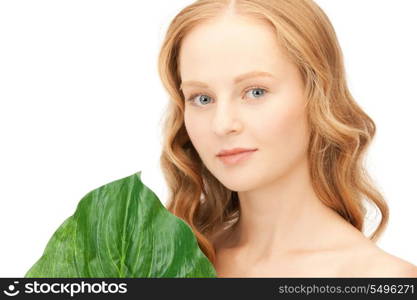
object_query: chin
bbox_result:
[205,162,265,191]
[215,175,260,193]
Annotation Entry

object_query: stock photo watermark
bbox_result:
[2,280,128,297]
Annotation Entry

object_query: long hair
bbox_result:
[157,0,389,265]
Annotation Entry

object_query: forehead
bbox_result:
[178,15,291,83]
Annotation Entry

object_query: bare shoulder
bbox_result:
[324,220,417,277]
[340,241,417,277]
[365,246,417,277]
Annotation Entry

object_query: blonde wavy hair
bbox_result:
[157,0,388,265]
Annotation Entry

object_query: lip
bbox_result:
[217,149,257,166]
[217,148,258,156]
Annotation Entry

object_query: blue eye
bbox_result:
[187,94,213,106]
[186,87,267,107]
[247,88,266,99]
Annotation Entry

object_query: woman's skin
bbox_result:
[179,11,417,277]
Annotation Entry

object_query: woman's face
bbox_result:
[179,14,310,192]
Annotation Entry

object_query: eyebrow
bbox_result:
[180,71,275,90]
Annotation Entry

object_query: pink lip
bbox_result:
[217,149,257,165]
[217,147,257,156]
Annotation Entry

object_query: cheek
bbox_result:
[184,110,208,153]
[258,101,309,155]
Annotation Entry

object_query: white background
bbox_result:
[0,0,416,277]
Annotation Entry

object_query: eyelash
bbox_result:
[185,86,268,106]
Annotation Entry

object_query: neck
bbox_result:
[224,156,350,263]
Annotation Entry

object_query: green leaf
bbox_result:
[25,171,217,278]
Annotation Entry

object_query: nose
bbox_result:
[211,99,243,136]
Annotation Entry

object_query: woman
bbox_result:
[157,0,417,277]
